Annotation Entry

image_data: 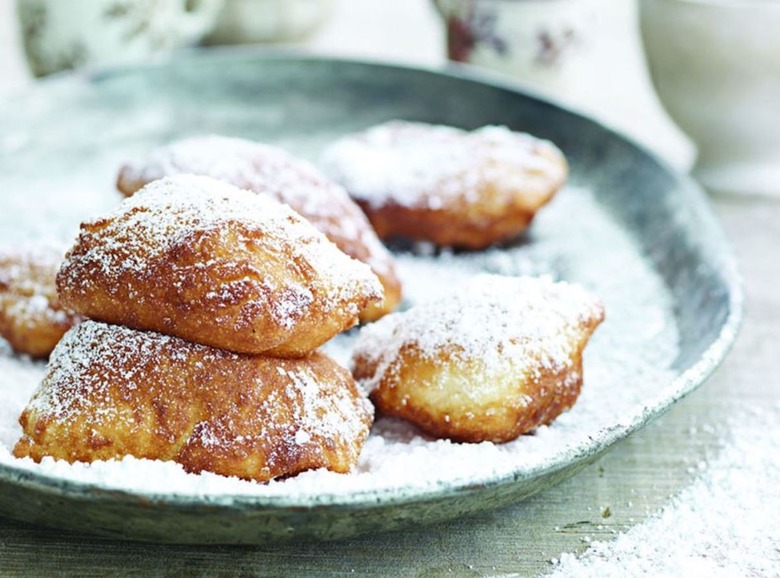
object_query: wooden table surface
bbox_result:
[0,1,777,576]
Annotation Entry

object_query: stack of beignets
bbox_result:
[14,174,379,481]
[352,275,604,443]
[321,121,568,249]
[116,135,402,322]
[0,245,81,358]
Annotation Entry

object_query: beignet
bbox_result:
[0,245,81,358]
[14,321,373,482]
[117,136,401,321]
[321,121,568,250]
[352,275,604,443]
[57,175,383,356]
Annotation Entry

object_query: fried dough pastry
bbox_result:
[321,121,568,250]
[352,275,604,443]
[57,175,383,357]
[116,135,402,321]
[0,245,81,358]
[14,321,373,481]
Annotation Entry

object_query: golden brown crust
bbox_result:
[352,276,604,443]
[116,136,402,321]
[0,245,81,358]
[357,334,590,443]
[57,175,383,357]
[321,121,568,250]
[354,190,536,251]
[14,321,373,481]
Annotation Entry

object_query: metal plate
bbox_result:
[0,52,742,544]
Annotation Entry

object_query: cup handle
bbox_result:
[174,0,225,40]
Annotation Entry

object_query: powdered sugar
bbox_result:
[66,173,352,275]
[119,135,397,280]
[122,136,345,216]
[122,136,343,225]
[0,244,74,329]
[0,243,82,358]
[0,184,681,498]
[59,174,382,337]
[544,404,780,578]
[320,121,564,209]
[353,275,603,393]
[18,320,371,479]
[26,320,218,425]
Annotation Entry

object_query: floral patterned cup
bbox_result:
[435,1,607,77]
[432,0,618,110]
[17,0,224,77]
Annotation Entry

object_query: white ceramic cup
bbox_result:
[16,0,224,77]
[640,0,780,196]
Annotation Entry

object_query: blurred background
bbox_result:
[2,0,779,194]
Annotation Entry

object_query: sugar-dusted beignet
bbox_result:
[14,321,373,481]
[0,245,81,358]
[352,275,604,443]
[321,121,568,250]
[117,136,402,321]
[57,175,383,356]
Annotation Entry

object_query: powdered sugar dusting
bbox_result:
[320,121,564,209]
[120,136,397,280]
[0,340,46,447]
[122,136,354,228]
[279,362,368,446]
[544,405,780,578]
[26,320,219,425]
[59,174,382,331]
[20,320,370,478]
[354,275,603,393]
[0,244,76,329]
[0,185,680,497]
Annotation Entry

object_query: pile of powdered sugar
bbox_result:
[544,403,780,578]
[0,185,680,499]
